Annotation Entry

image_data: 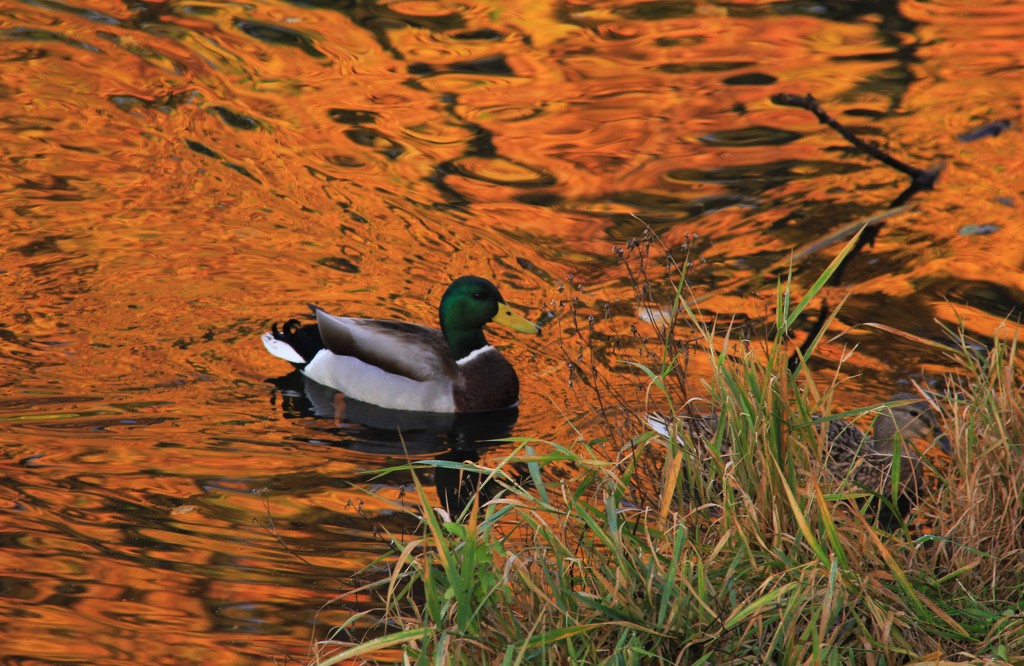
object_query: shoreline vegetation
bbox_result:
[304,101,1020,664]
[310,231,1024,664]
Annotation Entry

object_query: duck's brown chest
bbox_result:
[452,348,520,412]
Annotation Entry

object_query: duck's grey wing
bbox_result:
[315,309,454,382]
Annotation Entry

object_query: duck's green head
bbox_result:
[439,276,539,359]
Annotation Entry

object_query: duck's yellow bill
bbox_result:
[493,305,540,334]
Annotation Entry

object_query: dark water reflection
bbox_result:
[270,370,521,518]
[271,371,519,454]
[0,0,1021,661]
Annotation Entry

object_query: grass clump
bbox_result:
[314,237,1024,665]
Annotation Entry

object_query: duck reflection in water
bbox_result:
[269,371,525,519]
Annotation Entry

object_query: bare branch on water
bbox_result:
[772,92,946,283]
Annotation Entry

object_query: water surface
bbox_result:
[0,0,1021,661]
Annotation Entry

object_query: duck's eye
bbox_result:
[472,291,487,300]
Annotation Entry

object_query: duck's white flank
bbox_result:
[302,350,457,412]
[456,345,496,366]
[261,332,306,364]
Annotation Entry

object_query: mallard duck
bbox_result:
[820,393,951,505]
[648,393,952,515]
[262,276,539,413]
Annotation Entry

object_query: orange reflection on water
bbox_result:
[0,0,1021,661]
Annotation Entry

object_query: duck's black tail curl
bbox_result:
[269,319,324,365]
